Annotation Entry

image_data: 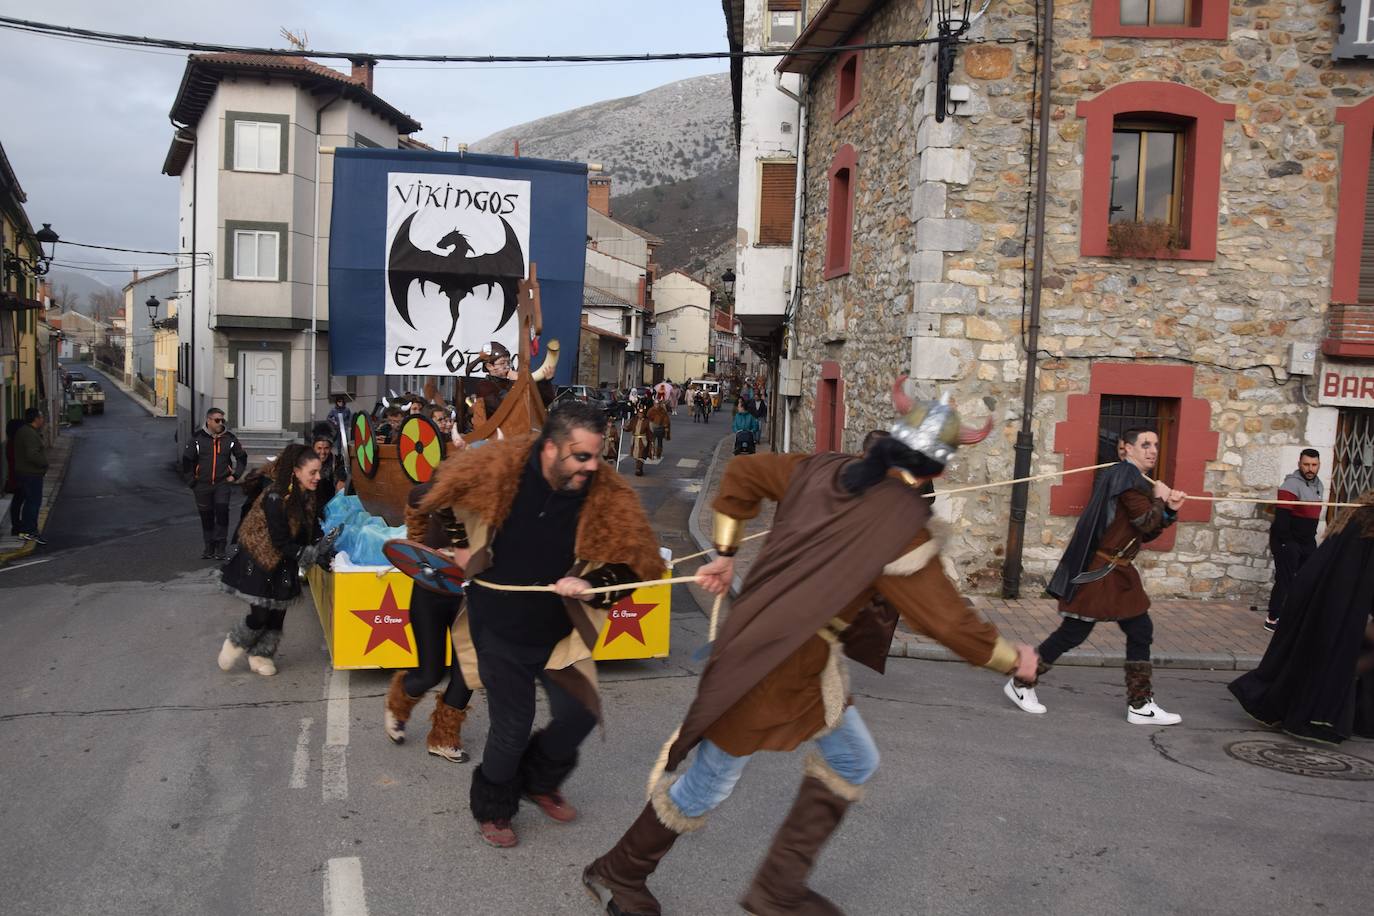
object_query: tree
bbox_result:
[49,282,77,313]
[88,289,122,326]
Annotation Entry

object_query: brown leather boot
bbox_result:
[739,754,862,916]
[583,778,704,916]
[384,671,424,744]
[426,695,469,762]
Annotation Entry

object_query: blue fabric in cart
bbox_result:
[321,493,407,566]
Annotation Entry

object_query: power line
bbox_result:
[0,14,954,63]
[60,239,211,258]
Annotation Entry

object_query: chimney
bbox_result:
[349,57,376,92]
[588,176,612,217]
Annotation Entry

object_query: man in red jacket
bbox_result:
[1265,449,1323,631]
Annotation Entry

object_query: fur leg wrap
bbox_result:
[247,629,281,658]
[227,620,261,650]
[386,671,424,725]
[802,752,865,804]
[469,764,521,823]
[1124,660,1154,708]
[519,730,577,796]
[426,695,467,752]
[649,775,708,834]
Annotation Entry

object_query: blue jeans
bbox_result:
[14,474,43,535]
[668,706,880,818]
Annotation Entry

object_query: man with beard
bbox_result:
[1265,449,1323,631]
[182,407,247,560]
[584,385,1037,916]
[1004,427,1187,725]
[419,402,663,847]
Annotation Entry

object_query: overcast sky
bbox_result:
[0,0,728,277]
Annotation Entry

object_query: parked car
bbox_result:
[70,380,105,414]
[62,369,87,389]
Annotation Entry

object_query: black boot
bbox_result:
[471,764,521,847]
[212,540,228,560]
[519,730,579,822]
[201,541,215,559]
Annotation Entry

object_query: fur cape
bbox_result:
[419,433,664,710]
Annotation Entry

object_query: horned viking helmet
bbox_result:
[887,376,993,469]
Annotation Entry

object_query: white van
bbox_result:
[688,379,721,408]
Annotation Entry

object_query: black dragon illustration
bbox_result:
[387,212,525,355]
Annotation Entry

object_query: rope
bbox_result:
[469,574,701,594]
[707,592,724,643]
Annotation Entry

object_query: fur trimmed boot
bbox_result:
[739,754,862,916]
[1124,660,1182,725]
[218,621,260,671]
[384,671,425,744]
[583,777,705,916]
[471,765,521,848]
[519,730,578,822]
[426,695,469,762]
[247,629,281,677]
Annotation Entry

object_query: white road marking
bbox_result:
[325,669,350,746]
[0,556,56,573]
[323,857,369,916]
[323,669,350,801]
[322,745,348,802]
[290,717,313,789]
[677,458,700,468]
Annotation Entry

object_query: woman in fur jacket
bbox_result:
[216,443,323,676]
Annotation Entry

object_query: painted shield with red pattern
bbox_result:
[398,415,447,484]
[384,539,466,595]
[352,413,378,478]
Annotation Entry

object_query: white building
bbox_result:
[160,53,420,451]
[652,270,712,382]
[122,267,177,392]
[723,0,803,409]
[585,189,659,385]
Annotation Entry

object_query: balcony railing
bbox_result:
[1324,304,1374,358]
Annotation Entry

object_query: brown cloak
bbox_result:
[665,452,930,771]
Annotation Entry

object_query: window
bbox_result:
[1330,409,1374,522]
[1077,82,1234,261]
[766,0,800,46]
[824,145,857,279]
[1119,0,1188,25]
[233,230,280,281]
[1109,124,1184,227]
[835,43,862,121]
[1091,0,1226,38]
[233,120,282,172]
[757,160,797,246]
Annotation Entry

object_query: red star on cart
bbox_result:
[350,584,412,654]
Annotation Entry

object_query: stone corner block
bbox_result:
[916,217,979,252]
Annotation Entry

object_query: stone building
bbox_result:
[760,0,1374,601]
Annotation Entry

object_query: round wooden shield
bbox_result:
[398,415,447,484]
[383,539,466,596]
[352,413,379,479]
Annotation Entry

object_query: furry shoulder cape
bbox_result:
[419,433,663,581]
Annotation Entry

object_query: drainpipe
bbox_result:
[1001,0,1054,598]
[782,72,809,454]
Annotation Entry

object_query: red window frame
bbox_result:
[835,40,862,122]
[1077,81,1234,261]
[814,360,845,452]
[1091,0,1228,39]
[1331,96,1374,306]
[1050,363,1217,552]
[824,144,857,279]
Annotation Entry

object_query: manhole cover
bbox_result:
[1224,740,1374,781]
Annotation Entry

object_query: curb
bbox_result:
[891,637,1261,671]
[0,436,77,567]
[686,432,745,597]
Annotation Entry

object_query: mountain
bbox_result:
[46,268,122,315]
[470,73,737,273]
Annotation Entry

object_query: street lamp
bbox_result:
[3,222,60,278]
[933,0,974,122]
[145,295,160,326]
[721,268,736,300]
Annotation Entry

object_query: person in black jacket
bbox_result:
[215,444,323,676]
[181,407,248,560]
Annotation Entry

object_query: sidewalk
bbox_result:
[0,433,77,566]
[689,436,1267,671]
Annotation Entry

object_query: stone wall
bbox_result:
[791,0,1372,600]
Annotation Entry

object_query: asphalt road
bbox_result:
[1,386,1370,915]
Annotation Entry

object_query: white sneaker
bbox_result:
[1127,700,1181,726]
[217,638,245,671]
[1003,678,1047,714]
[248,655,277,677]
